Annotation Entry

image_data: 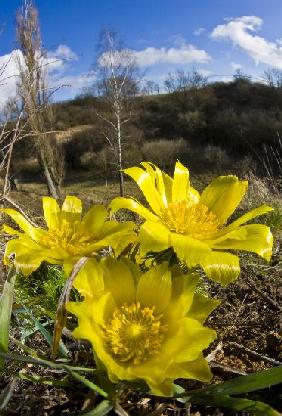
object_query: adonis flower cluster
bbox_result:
[1,161,273,396]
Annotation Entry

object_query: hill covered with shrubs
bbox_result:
[12,76,282,182]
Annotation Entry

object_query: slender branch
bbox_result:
[3,112,23,195]
[52,257,89,359]
[1,195,38,227]
[228,341,282,366]
[245,276,282,311]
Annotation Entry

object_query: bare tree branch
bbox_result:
[94,29,140,196]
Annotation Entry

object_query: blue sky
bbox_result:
[1,0,282,104]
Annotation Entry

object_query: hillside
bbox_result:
[7,77,282,187]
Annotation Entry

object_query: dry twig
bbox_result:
[228,341,282,366]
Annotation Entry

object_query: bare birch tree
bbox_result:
[16,0,64,198]
[262,68,282,88]
[95,30,139,196]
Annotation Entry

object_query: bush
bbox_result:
[141,138,188,170]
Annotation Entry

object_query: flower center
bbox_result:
[161,201,220,239]
[104,302,167,365]
[42,219,94,255]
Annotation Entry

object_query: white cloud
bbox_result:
[211,16,282,69]
[230,62,243,71]
[99,42,211,68]
[198,69,213,77]
[47,44,77,62]
[168,34,187,46]
[52,71,96,99]
[98,48,134,68]
[0,44,84,109]
[194,27,206,36]
[44,44,78,74]
[134,43,211,67]
[0,50,22,109]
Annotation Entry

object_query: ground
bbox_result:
[0,175,281,415]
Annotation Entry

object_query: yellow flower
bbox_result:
[110,162,273,285]
[1,196,135,275]
[67,258,218,396]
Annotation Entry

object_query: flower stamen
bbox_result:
[104,302,167,365]
[41,220,95,255]
[161,202,220,239]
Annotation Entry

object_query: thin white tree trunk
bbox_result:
[116,106,124,197]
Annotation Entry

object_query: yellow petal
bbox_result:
[2,224,22,235]
[130,362,174,396]
[137,317,216,367]
[136,263,172,314]
[128,356,171,393]
[140,161,156,179]
[92,292,116,325]
[172,161,190,203]
[109,197,158,222]
[188,186,200,205]
[212,224,273,261]
[82,205,108,234]
[70,300,133,382]
[140,163,173,205]
[225,204,273,230]
[165,353,212,382]
[123,166,163,214]
[170,232,211,267]
[71,258,105,299]
[147,379,174,397]
[161,171,173,204]
[169,317,217,363]
[68,303,94,335]
[103,258,136,307]
[201,251,240,285]
[139,221,171,255]
[139,222,212,267]
[79,221,136,257]
[211,205,274,243]
[4,236,56,275]
[1,208,42,241]
[165,273,199,321]
[99,221,137,256]
[141,162,168,207]
[200,176,248,224]
[61,196,82,223]
[92,328,134,383]
[62,195,82,213]
[188,294,220,323]
[42,197,60,230]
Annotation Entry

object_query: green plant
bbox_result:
[15,263,67,318]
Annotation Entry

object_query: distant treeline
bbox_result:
[12,76,282,180]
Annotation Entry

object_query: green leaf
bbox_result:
[191,394,280,416]
[176,367,282,399]
[0,268,16,368]
[0,350,96,373]
[66,368,108,398]
[0,380,17,411]
[20,305,69,358]
[81,400,113,416]
[0,350,108,399]
[19,371,70,388]
[202,366,282,396]
[176,367,282,416]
